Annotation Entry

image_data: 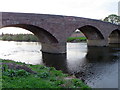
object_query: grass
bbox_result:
[0,34,39,42]
[0,34,87,42]
[67,37,86,42]
[1,59,91,89]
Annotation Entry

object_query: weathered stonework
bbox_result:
[0,12,119,53]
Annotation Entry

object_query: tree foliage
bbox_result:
[103,14,120,25]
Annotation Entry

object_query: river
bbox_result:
[0,40,119,88]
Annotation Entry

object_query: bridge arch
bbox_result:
[109,29,120,44]
[1,24,59,43]
[78,25,104,40]
[68,25,106,46]
[0,24,66,54]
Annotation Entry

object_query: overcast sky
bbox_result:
[0,0,119,34]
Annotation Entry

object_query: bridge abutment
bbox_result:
[87,39,109,46]
[41,43,66,54]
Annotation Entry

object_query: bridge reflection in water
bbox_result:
[42,52,68,73]
[42,44,119,88]
[0,40,119,88]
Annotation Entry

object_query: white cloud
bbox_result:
[0,0,118,19]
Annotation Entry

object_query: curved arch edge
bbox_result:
[109,29,120,44]
[0,24,59,43]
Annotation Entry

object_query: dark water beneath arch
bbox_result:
[0,41,119,88]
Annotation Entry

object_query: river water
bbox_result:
[0,40,119,88]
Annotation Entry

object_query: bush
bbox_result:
[2,60,90,88]
[3,69,30,77]
[1,34,39,42]
[67,37,86,42]
[38,72,50,78]
[16,69,30,76]
[55,80,64,86]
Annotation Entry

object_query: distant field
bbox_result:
[0,34,39,42]
[67,37,86,42]
[0,34,86,42]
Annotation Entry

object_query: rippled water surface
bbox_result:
[0,41,119,88]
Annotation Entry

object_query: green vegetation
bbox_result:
[103,14,120,25]
[0,34,39,42]
[67,37,86,42]
[1,59,91,89]
[0,34,87,42]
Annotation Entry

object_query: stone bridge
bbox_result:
[0,12,119,53]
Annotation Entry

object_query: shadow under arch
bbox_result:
[109,29,120,44]
[67,25,106,46]
[0,24,58,43]
[78,25,104,40]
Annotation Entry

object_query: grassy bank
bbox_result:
[0,34,86,42]
[1,59,90,89]
[0,34,39,42]
[67,37,86,42]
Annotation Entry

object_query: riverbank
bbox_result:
[0,34,39,42]
[0,34,86,42]
[1,59,90,89]
[67,37,86,42]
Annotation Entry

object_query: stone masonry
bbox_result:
[0,12,119,53]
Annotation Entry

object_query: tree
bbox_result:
[103,14,120,25]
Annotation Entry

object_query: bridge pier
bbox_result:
[41,43,66,54]
[87,39,109,46]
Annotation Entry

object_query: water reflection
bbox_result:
[42,52,68,73]
[86,46,119,63]
[0,41,119,88]
[41,44,119,88]
[68,45,119,88]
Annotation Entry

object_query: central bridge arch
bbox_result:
[79,25,105,46]
[67,25,106,47]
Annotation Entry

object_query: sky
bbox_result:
[118,1,120,16]
[0,0,119,34]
